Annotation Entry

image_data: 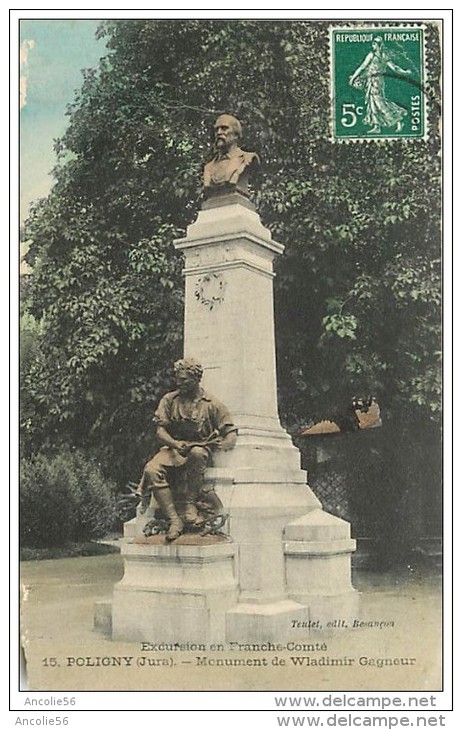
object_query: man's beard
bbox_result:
[215,137,231,156]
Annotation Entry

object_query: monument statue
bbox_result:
[137,358,237,541]
[203,114,259,200]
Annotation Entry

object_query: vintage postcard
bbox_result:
[16,10,448,711]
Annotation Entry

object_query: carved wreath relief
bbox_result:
[194,273,226,311]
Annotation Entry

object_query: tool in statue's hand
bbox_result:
[175,429,222,457]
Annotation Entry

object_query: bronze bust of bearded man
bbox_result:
[137,358,237,541]
[203,114,259,200]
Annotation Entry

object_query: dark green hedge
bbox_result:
[20,450,117,548]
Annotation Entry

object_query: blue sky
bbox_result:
[20,20,107,221]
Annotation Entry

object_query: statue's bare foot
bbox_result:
[368,125,381,134]
[396,120,403,132]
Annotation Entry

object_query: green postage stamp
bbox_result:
[331,26,426,140]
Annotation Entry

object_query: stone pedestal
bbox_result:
[172,199,357,640]
[112,539,238,643]
[284,509,359,624]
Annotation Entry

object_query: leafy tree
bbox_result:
[22,18,441,535]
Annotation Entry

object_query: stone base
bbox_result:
[111,540,238,643]
[300,592,360,632]
[113,470,358,643]
[103,500,359,643]
[206,457,321,604]
[284,509,358,625]
[226,600,309,643]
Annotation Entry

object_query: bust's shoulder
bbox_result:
[235,148,259,164]
[242,149,259,161]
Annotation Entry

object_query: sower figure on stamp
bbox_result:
[348,37,412,134]
[137,358,237,541]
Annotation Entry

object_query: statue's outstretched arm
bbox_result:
[387,60,411,75]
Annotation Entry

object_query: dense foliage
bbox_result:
[20,450,117,547]
[22,20,441,522]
